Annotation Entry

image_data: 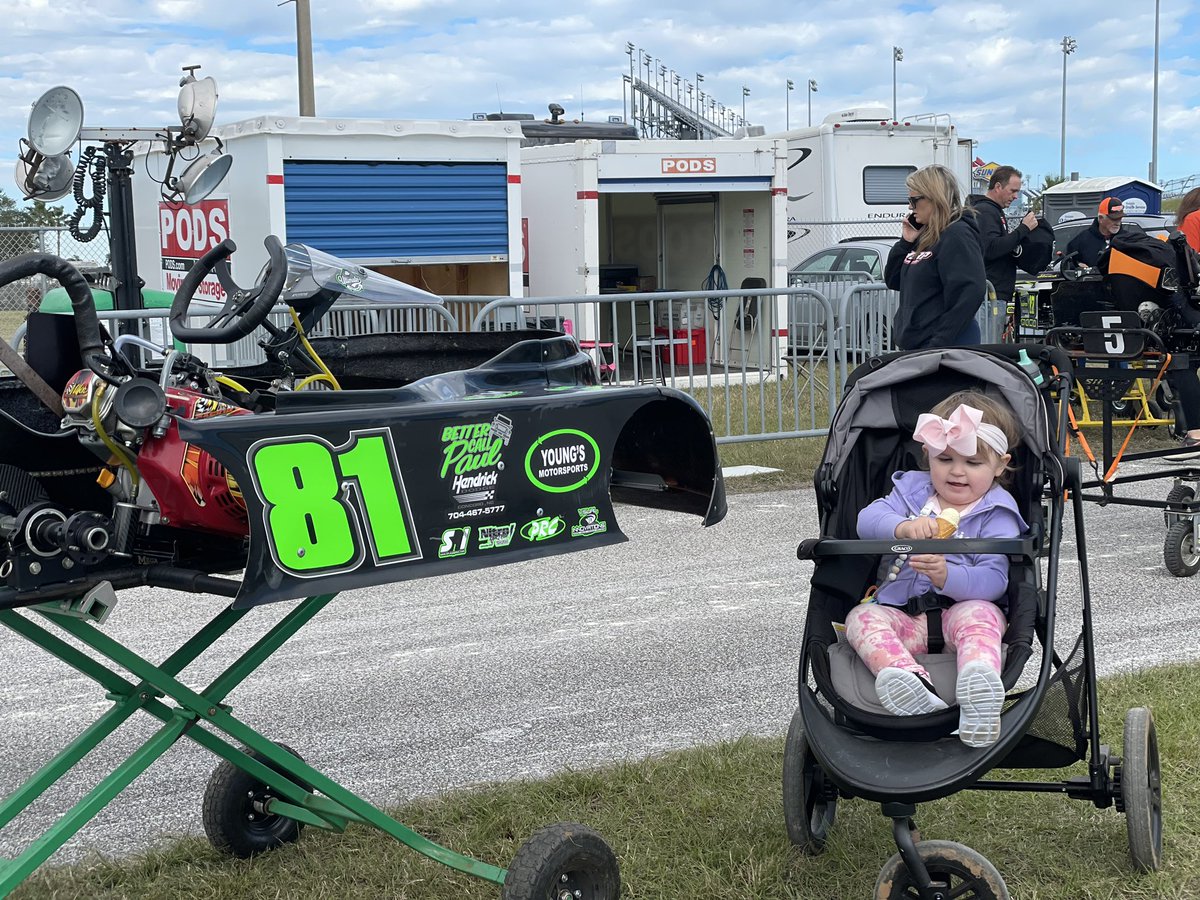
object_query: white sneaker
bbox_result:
[956,661,1006,747]
[875,667,949,716]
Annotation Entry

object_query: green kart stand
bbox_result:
[0,593,620,899]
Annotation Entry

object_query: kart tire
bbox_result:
[782,706,837,854]
[501,822,620,900]
[874,839,1009,899]
[202,742,310,858]
[1121,707,1163,872]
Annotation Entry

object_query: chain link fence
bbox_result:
[0,227,109,313]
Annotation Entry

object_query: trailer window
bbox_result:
[863,166,916,205]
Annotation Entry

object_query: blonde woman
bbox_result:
[884,164,986,349]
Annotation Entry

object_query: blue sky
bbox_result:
[4,0,1199,203]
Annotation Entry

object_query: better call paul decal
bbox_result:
[524,428,600,493]
[247,428,421,577]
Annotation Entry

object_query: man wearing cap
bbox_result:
[1064,197,1124,267]
[967,165,1040,307]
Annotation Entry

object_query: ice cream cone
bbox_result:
[934,509,960,538]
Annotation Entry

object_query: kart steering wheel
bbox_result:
[169,236,288,344]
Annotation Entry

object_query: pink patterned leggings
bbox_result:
[844,600,1007,679]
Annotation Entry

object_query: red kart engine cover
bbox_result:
[137,388,251,536]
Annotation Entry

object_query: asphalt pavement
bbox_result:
[1,459,1198,865]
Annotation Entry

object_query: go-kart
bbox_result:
[0,236,726,897]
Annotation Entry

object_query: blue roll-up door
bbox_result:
[282,160,509,263]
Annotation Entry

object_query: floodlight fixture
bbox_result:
[15,149,74,201]
[170,142,232,204]
[177,72,219,142]
[27,86,84,156]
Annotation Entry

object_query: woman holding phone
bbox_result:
[884,164,987,349]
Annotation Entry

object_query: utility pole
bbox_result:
[280,0,316,116]
[808,79,817,127]
[786,79,793,130]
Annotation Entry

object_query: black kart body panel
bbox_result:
[174,336,724,607]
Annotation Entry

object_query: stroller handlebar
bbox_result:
[797,536,1036,562]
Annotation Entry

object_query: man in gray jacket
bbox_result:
[967,165,1039,306]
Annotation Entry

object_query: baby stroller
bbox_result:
[786,344,1162,898]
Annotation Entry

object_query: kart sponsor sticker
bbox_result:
[477,522,517,550]
[524,428,600,493]
[437,526,471,558]
[440,418,511,509]
[521,515,566,542]
[570,506,608,539]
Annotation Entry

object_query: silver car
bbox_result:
[787,237,898,355]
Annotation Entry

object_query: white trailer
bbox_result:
[520,138,789,369]
[766,107,976,268]
[131,116,526,320]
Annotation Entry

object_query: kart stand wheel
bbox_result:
[1165,483,1196,512]
[875,839,1009,900]
[202,742,311,858]
[1162,521,1200,577]
[782,706,837,853]
[501,822,620,900]
[1121,707,1163,872]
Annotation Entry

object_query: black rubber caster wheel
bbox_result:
[1163,520,1200,576]
[202,742,311,858]
[1121,707,1163,872]
[782,706,837,853]
[874,839,1009,899]
[501,822,620,900]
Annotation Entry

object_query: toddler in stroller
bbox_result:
[847,390,1026,747]
[787,345,1163,898]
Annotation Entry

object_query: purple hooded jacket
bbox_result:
[857,470,1028,608]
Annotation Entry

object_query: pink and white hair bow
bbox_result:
[913,404,1009,456]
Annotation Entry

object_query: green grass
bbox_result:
[10,663,1198,899]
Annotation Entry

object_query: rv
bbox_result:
[768,108,976,268]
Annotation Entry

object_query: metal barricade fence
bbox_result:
[5,283,1001,445]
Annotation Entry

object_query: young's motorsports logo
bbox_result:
[524,429,600,493]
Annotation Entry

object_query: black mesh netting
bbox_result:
[1003,633,1089,761]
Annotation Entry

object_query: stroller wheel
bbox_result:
[202,742,311,858]
[782,707,837,854]
[874,839,1008,899]
[502,822,621,900]
[1121,707,1163,872]
[1163,521,1200,577]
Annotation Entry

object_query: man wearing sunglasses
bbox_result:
[1064,197,1125,268]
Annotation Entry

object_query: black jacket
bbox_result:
[884,215,986,350]
[1065,219,1113,267]
[966,193,1030,303]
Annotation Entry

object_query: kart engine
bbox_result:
[55,368,251,547]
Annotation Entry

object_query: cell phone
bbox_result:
[906,212,923,230]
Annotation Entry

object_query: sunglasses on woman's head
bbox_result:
[907,195,925,208]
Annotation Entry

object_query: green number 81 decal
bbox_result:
[248,428,420,576]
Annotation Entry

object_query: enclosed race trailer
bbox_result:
[520,137,788,368]
[766,108,975,268]
[131,116,526,316]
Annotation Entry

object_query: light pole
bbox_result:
[892,47,903,120]
[1151,0,1160,183]
[1060,36,1077,179]
[808,79,818,127]
[742,86,750,125]
[695,73,704,116]
[280,0,315,115]
[786,79,793,130]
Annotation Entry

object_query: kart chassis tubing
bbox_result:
[0,590,511,893]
